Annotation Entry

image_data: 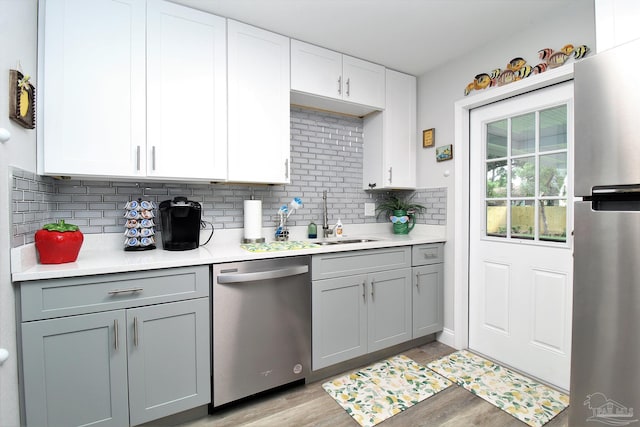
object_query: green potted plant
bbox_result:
[375,193,426,235]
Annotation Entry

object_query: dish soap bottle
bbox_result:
[307,221,317,239]
[335,218,343,237]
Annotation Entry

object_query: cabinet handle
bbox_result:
[108,287,143,295]
[338,76,342,95]
[136,146,141,171]
[362,281,366,303]
[416,273,420,290]
[424,253,437,259]
[388,167,393,184]
[284,158,289,179]
[114,319,119,350]
[346,78,350,97]
[370,278,375,299]
[151,146,157,171]
[134,317,139,347]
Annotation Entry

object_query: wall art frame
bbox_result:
[436,144,453,162]
[9,69,36,129]
[423,128,435,148]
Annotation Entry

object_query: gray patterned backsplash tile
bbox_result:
[11,107,446,247]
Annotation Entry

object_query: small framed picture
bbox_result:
[423,128,435,148]
[436,144,453,162]
[9,70,36,129]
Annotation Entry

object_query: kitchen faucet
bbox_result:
[322,190,332,238]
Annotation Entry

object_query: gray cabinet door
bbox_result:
[412,263,444,338]
[312,274,368,370]
[368,268,412,352]
[21,311,129,427]
[127,298,210,426]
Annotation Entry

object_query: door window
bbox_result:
[485,105,568,243]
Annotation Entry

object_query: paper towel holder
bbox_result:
[242,237,266,243]
[242,196,265,244]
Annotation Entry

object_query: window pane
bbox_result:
[512,113,535,155]
[487,119,508,159]
[539,199,567,242]
[486,160,508,198]
[487,201,507,238]
[539,153,568,197]
[511,157,535,197]
[511,200,535,240]
[540,105,567,152]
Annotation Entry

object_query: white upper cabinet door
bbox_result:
[290,39,386,115]
[147,0,227,181]
[227,20,291,184]
[595,0,640,52]
[383,69,416,188]
[342,55,385,109]
[290,40,343,100]
[363,70,416,189]
[38,0,146,178]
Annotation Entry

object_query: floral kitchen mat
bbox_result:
[240,241,320,252]
[427,350,569,427]
[323,354,452,427]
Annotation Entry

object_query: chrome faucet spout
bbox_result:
[322,190,330,237]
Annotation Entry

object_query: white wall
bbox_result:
[0,1,38,425]
[416,2,596,347]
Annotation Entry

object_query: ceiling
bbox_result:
[171,0,583,76]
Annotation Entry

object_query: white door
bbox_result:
[469,82,574,391]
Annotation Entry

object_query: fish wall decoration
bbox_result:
[463,43,590,96]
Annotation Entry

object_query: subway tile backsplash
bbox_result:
[11,107,446,247]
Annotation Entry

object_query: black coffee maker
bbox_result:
[159,197,202,251]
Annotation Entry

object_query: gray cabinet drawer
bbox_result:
[412,243,444,266]
[312,246,411,280]
[20,266,210,321]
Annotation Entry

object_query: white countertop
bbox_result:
[11,224,446,282]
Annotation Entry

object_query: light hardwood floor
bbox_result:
[182,342,569,427]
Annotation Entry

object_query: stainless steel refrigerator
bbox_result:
[571,38,640,426]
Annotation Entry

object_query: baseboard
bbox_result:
[436,327,457,349]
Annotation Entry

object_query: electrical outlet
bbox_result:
[364,203,375,216]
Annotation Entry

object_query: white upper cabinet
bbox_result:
[290,41,343,99]
[146,0,227,181]
[290,40,385,116]
[595,0,640,52]
[363,69,417,190]
[38,0,146,177]
[38,0,227,181]
[342,55,386,109]
[227,20,291,184]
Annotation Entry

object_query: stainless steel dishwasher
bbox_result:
[211,256,311,407]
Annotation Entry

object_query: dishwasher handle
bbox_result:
[217,265,309,284]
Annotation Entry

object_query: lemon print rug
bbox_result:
[427,349,569,427]
[322,354,452,427]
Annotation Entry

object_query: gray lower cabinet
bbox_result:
[412,243,444,338]
[18,266,210,427]
[21,310,130,427]
[312,247,412,370]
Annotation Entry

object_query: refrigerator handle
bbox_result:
[592,185,640,195]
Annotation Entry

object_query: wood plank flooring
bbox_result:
[181,342,569,427]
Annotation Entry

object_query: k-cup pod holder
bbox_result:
[123,199,157,251]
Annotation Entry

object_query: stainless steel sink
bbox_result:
[314,238,378,245]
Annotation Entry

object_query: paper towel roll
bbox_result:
[243,200,264,242]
